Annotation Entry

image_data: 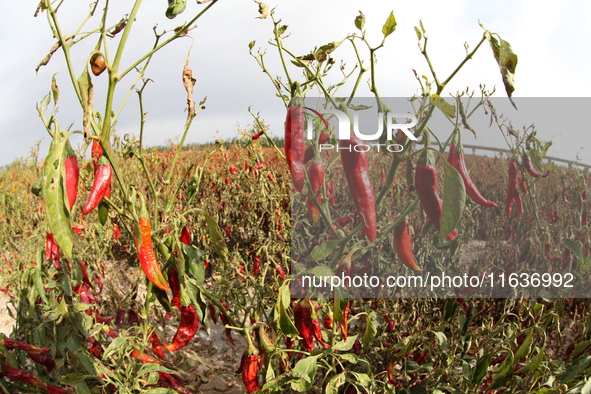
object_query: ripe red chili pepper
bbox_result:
[240,352,260,393]
[294,300,314,352]
[0,364,69,393]
[91,139,103,168]
[45,232,61,269]
[393,219,422,272]
[180,225,191,245]
[250,255,261,276]
[150,332,165,359]
[64,140,79,211]
[522,154,543,178]
[135,196,170,291]
[323,312,333,329]
[506,159,523,218]
[131,348,160,363]
[307,160,325,226]
[252,130,265,140]
[82,156,112,215]
[544,243,562,263]
[519,176,529,194]
[447,144,498,208]
[415,161,457,240]
[113,223,121,240]
[166,305,200,352]
[304,132,330,164]
[311,319,330,348]
[340,132,377,242]
[341,301,350,339]
[285,102,306,192]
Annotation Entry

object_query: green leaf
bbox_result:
[362,314,377,349]
[166,0,186,19]
[514,331,533,363]
[517,239,532,263]
[145,389,177,394]
[487,351,514,391]
[183,243,205,285]
[278,284,298,338]
[561,355,590,384]
[203,211,229,265]
[325,372,346,394]
[414,26,422,40]
[430,94,456,118]
[43,132,73,259]
[306,239,343,262]
[564,238,584,260]
[515,346,544,375]
[573,340,591,358]
[338,353,358,364]
[382,11,397,38]
[309,265,335,278]
[332,334,358,352]
[354,11,365,31]
[102,336,128,360]
[432,331,448,350]
[440,158,465,240]
[291,355,319,391]
[472,354,492,385]
[485,32,518,103]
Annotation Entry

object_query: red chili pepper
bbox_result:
[304,132,330,164]
[0,364,65,392]
[285,102,306,192]
[393,219,422,272]
[135,196,170,291]
[166,305,200,352]
[294,300,314,352]
[386,359,398,385]
[150,332,165,359]
[506,159,523,218]
[276,266,287,281]
[307,160,325,226]
[448,144,498,208]
[180,225,191,245]
[519,176,529,194]
[45,232,61,269]
[113,223,121,240]
[323,313,333,329]
[250,256,261,276]
[64,140,79,211]
[562,187,572,206]
[544,243,562,263]
[91,139,103,167]
[82,156,112,215]
[252,130,265,140]
[415,161,457,240]
[340,132,377,242]
[168,268,181,309]
[341,302,350,339]
[157,372,192,394]
[522,154,545,178]
[131,348,160,363]
[240,352,260,393]
[311,319,330,348]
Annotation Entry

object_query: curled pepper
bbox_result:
[415,159,457,240]
[165,305,200,352]
[393,219,422,272]
[447,144,498,208]
[240,352,260,393]
[82,155,112,215]
[522,153,548,178]
[294,299,314,352]
[135,196,170,291]
[285,94,306,192]
[340,132,377,242]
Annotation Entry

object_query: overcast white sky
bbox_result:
[0,0,590,167]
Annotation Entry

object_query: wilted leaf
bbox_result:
[354,11,365,31]
[486,31,518,107]
[382,11,397,38]
[77,67,94,137]
[431,94,456,118]
[255,1,268,19]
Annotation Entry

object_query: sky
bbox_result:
[0,0,590,167]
